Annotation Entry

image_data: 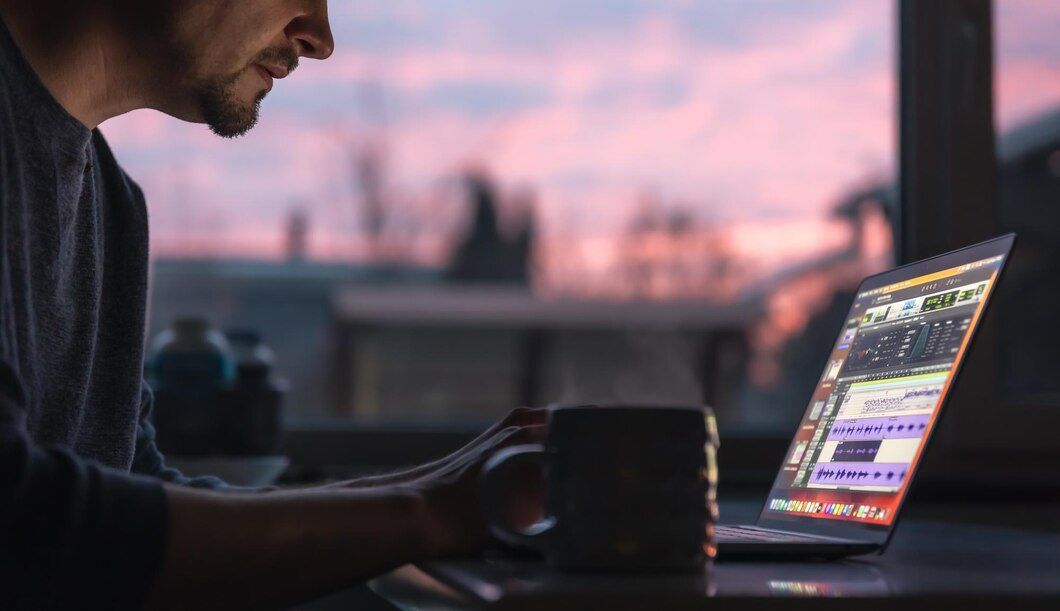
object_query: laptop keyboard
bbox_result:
[714,525,827,543]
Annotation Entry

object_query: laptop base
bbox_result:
[716,524,879,559]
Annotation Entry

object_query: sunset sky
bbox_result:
[101,0,1059,265]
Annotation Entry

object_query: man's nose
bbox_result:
[285,2,335,61]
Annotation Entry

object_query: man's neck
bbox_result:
[0,0,152,129]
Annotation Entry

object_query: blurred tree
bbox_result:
[447,174,533,285]
[284,205,310,262]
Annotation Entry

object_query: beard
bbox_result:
[195,46,298,139]
[197,71,266,138]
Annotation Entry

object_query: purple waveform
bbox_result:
[809,461,908,486]
[826,414,930,442]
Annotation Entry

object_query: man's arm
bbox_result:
[146,424,542,611]
[147,486,429,610]
[0,362,169,610]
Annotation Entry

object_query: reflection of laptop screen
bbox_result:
[759,234,1015,533]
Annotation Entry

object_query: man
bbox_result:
[0,1,545,608]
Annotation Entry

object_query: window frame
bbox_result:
[898,0,1060,487]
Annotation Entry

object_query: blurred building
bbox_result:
[329,285,758,424]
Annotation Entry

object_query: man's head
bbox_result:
[141,1,334,138]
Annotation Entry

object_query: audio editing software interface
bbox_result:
[763,253,1006,525]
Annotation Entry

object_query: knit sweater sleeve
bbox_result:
[0,360,169,609]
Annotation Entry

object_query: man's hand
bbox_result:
[320,407,549,491]
[404,417,547,557]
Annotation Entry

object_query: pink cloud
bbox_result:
[995,0,1060,129]
[996,61,1060,130]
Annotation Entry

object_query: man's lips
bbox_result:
[261,63,290,79]
[253,64,290,91]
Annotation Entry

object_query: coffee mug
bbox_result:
[480,404,719,572]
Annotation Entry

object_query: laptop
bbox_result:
[715,233,1016,557]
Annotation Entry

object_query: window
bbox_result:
[105,1,896,439]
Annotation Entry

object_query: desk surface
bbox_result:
[367,518,1060,610]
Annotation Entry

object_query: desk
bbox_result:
[365,519,1060,610]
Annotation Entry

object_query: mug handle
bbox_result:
[480,444,557,548]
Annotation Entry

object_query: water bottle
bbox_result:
[148,317,235,454]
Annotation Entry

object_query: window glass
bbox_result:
[105,1,895,432]
[994,0,1060,406]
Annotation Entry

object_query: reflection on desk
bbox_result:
[369,519,1060,610]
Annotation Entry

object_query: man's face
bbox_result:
[157,0,334,138]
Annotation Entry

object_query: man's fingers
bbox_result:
[491,424,547,450]
[520,423,547,444]
[460,408,547,456]
[473,424,544,464]
[445,410,525,460]
[459,407,547,455]
[431,420,546,483]
[504,406,549,427]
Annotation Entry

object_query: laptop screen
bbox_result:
[759,235,1014,530]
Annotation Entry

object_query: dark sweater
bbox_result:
[0,16,220,609]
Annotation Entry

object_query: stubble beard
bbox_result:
[195,46,298,139]
[197,68,266,139]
